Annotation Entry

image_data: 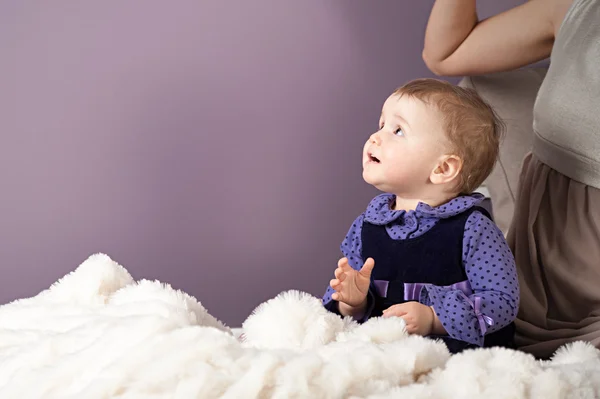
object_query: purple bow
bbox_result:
[457,291,494,335]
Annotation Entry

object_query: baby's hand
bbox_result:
[329,257,375,308]
[383,302,435,336]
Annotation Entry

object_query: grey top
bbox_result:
[533,0,600,187]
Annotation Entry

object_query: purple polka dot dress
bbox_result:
[322,193,520,347]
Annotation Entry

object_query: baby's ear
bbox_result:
[430,155,462,186]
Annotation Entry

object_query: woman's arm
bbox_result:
[422,0,572,76]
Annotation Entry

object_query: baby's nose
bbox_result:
[369,132,382,145]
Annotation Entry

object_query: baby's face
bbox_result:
[362,94,451,196]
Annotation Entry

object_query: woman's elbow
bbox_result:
[422,49,445,76]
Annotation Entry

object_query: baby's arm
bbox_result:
[419,211,519,346]
[322,214,376,321]
[339,300,368,318]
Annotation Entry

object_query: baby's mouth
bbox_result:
[369,153,380,163]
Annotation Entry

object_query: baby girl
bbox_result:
[322,78,519,353]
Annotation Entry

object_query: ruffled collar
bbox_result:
[363,193,485,226]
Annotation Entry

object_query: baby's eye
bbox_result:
[394,127,404,136]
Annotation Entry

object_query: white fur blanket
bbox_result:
[1,254,599,398]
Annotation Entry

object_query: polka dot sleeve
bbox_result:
[322,213,366,306]
[419,211,520,346]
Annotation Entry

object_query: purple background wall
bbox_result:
[0,0,524,326]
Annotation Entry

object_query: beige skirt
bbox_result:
[508,153,600,359]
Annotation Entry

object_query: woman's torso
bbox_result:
[533,0,600,187]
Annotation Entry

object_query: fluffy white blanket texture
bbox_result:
[1,254,599,399]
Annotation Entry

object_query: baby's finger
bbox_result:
[383,306,407,318]
[403,321,417,334]
[338,257,352,271]
[331,292,344,302]
[388,303,407,313]
[359,258,375,277]
[334,267,346,281]
[329,279,340,289]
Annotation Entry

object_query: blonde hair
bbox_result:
[394,78,505,194]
